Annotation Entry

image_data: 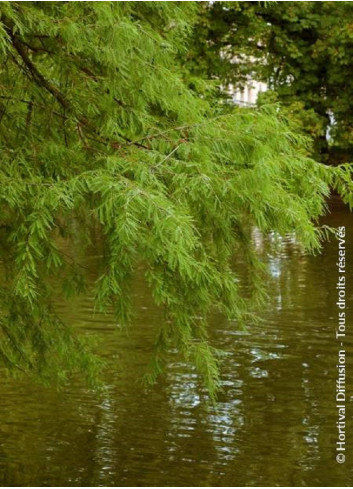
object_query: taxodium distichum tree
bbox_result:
[0,2,352,399]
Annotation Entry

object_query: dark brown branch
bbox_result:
[11,34,152,150]
[10,32,70,110]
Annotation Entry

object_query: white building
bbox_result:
[229,80,267,106]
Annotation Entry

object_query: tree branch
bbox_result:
[10,32,70,110]
[8,33,152,149]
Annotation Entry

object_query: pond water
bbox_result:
[1,198,353,486]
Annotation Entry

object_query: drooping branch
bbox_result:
[8,31,151,151]
[10,32,71,110]
[4,23,191,155]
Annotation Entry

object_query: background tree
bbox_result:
[190,1,353,162]
[0,2,352,399]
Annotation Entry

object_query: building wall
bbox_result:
[230,81,267,106]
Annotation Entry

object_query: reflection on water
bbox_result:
[1,198,353,486]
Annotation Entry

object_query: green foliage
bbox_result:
[189,2,353,160]
[0,2,352,400]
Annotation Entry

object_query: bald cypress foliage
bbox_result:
[0,2,352,399]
